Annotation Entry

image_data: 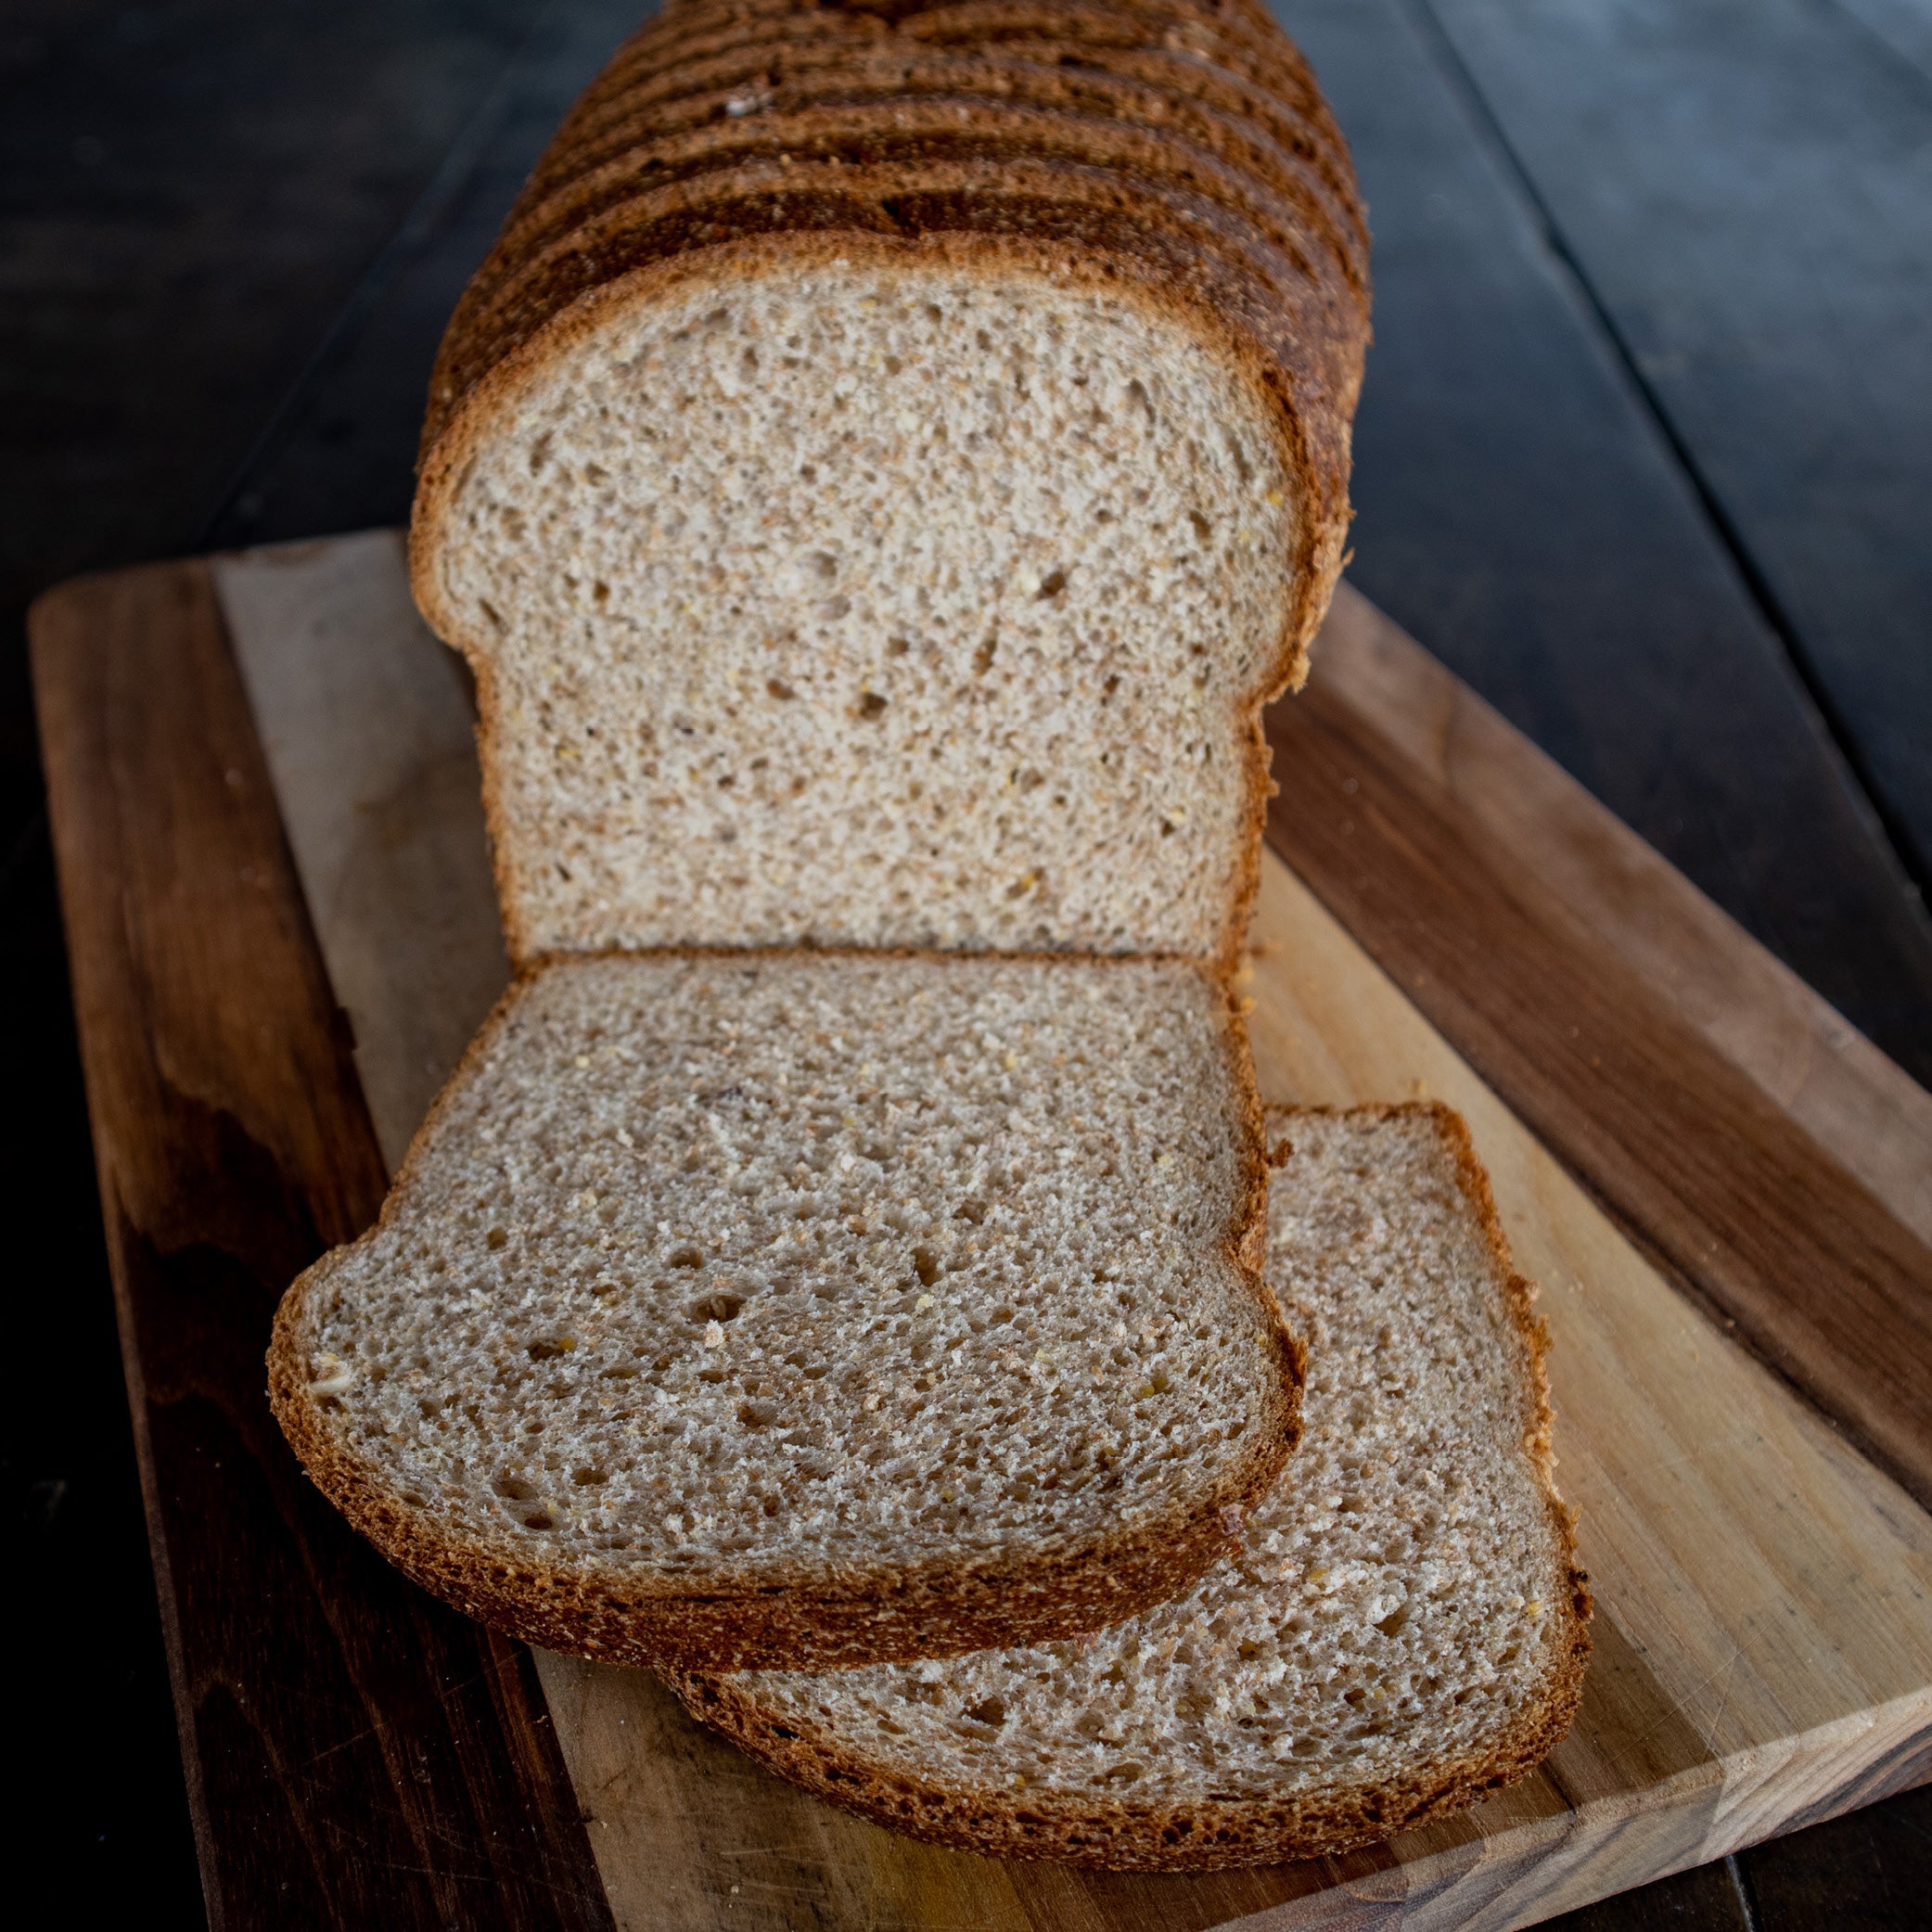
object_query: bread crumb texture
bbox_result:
[275,953,1294,1668]
[435,264,1295,959]
[678,1105,1591,1866]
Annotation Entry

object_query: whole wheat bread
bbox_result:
[272,0,1362,1676]
[408,0,1369,966]
[671,1104,1591,1866]
[269,952,1299,1670]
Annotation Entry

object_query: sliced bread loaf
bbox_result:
[409,0,1368,966]
[671,1104,1591,1866]
[269,951,1299,1671]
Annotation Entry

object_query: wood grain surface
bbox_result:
[28,559,614,1932]
[1305,589,1932,1248]
[1266,593,1932,1511]
[190,531,1932,1930]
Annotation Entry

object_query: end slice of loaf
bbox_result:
[269,950,1299,1671]
[671,1104,1591,1866]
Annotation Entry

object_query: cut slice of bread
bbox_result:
[409,0,1369,967]
[269,951,1299,1671]
[671,1104,1592,1868]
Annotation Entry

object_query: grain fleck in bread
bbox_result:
[407,0,1369,966]
[671,1105,1591,1866]
[269,952,1299,1671]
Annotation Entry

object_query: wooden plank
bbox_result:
[1265,640,1932,1512]
[213,530,508,1170]
[1270,0,1932,1085]
[1311,584,1932,1248]
[28,558,615,1932]
[208,531,1932,1929]
[1421,0,1932,885]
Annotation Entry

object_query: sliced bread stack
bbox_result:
[268,0,1586,1870]
[410,0,1371,960]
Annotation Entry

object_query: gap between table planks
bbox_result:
[31,530,1932,1930]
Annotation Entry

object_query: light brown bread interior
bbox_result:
[270,952,1298,1671]
[672,1104,1591,1867]
[418,250,1307,965]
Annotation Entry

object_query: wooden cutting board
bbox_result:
[31,530,1932,1931]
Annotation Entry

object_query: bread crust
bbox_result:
[527,32,1361,251]
[268,949,1299,1672]
[666,1102,1592,1868]
[464,83,1364,323]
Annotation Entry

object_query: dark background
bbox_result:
[4,1,1928,1925]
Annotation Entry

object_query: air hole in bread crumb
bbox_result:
[913,1247,940,1286]
[485,1226,508,1249]
[856,691,888,721]
[973,636,997,675]
[767,678,795,699]
[669,1245,704,1268]
[493,1474,540,1502]
[571,1465,608,1487]
[965,1696,1006,1726]
[527,1336,573,1362]
[688,1291,744,1323]
[1035,569,1067,599]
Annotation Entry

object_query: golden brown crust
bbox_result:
[268,949,1298,1672]
[524,32,1362,257]
[670,1660,1587,1867]
[466,82,1364,324]
[662,1102,1591,1867]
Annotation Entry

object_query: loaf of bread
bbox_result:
[272,0,1370,1677]
[269,952,1299,1670]
[409,0,1370,966]
[671,1106,1591,1866]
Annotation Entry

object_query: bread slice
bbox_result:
[671,1104,1591,1867]
[268,951,1299,1671]
[409,0,1369,968]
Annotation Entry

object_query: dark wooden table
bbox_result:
[5,2,1928,1926]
